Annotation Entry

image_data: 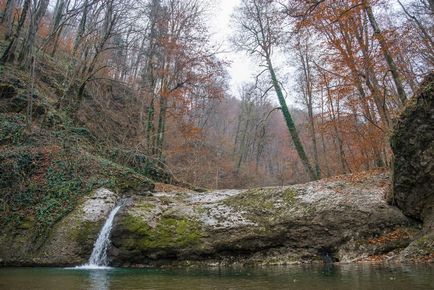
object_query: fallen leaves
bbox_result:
[368,229,411,245]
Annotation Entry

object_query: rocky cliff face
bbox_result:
[0,188,118,266]
[1,172,430,267]
[389,73,434,260]
[390,73,434,222]
[108,172,419,267]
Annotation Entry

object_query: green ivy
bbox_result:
[0,114,26,145]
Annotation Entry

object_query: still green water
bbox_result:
[0,264,433,290]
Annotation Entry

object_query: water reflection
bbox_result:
[0,264,433,290]
[88,269,111,290]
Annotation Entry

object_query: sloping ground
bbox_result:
[0,50,432,269]
[0,66,155,263]
[106,171,426,267]
[0,112,154,250]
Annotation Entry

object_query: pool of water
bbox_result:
[0,264,433,290]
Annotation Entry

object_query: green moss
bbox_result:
[17,216,35,230]
[121,215,203,250]
[225,187,298,211]
[412,234,434,255]
[73,221,100,244]
[282,188,297,206]
[222,187,301,225]
[69,220,101,255]
[225,188,274,209]
[137,202,156,210]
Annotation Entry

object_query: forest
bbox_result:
[0,0,433,285]
[0,0,432,189]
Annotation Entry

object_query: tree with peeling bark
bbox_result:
[233,0,319,181]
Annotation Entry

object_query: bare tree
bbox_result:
[233,0,319,181]
[363,0,407,105]
[294,33,321,178]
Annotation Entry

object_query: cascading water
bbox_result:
[77,200,124,269]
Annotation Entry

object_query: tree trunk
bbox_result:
[267,57,319,181]
[49,0,67,56]
[324,79,350,174]
[363,0,407,105]
[354,16,391,129]
[146,96,156,154]
[73,0,88,54]
[18,0,50,66]
[236,101,251,173]
[156,94,167,161]
[1,0,30,64]
[300,50,321,178]
[3,0,16,40]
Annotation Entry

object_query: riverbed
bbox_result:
[0,264,433,289]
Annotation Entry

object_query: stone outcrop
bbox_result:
[389,73,434,260]
[390,73,434,224]
[0,188,118,266]
[1,173,431,267]
[108,172,419,267]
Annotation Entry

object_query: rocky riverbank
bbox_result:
[1,171,431,267]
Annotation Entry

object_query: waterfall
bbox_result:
[78,201,123,269]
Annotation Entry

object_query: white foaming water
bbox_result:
[76,202,123,269]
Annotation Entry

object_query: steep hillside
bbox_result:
[0,61,160,250]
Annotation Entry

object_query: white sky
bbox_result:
[207,0,258,97]
[207,0,296,107]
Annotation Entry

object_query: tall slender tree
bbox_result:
[233,0,319,181]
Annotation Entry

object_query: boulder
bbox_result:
[389,73,434,225]
[0,188,118,266]
[389,73,434,261]
[109,173,419,267]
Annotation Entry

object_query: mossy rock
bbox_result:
[71,220,102,257]
[112,172,154,193]
[114,215,203,253]
[223,187,299,224]
[401,233,434,260]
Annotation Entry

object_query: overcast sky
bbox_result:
[207,0,258,97]
[207,0,295,106]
